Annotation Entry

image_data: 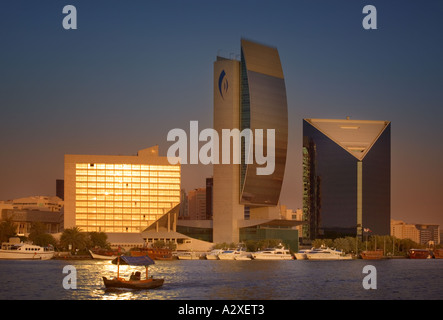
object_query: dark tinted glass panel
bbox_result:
[362,124,390,235]
[240,49,250,191]
[303,120,358,239]
[240,70,288,206]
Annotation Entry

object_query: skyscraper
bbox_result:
[302,118,391,240]
[213,39,288,243]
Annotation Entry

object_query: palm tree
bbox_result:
[0,218,17,242]
[60,227,87,253]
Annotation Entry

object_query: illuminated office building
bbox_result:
[213,39,289,243]
[64,146,181,233]
[303,118,391,240]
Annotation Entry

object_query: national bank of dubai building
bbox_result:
[212,39,290,244]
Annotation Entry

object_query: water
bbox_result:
[0,259,442,300]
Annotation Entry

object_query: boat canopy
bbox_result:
[111,255,155,266]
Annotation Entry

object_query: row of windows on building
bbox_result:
[75,183,180,189]
[75,202,177,208]
[75,176,180,183]
[76,163,180,171]
[75,189,179,196]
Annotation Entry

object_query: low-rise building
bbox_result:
[391,219,440,245]
[0,209,63,236]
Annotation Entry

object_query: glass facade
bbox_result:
[302,119,390,240]
[74,163,180,233]
[239,39,288,207]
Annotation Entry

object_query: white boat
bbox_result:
[294,247,326,260]
[217,250,238,260]
[177,252,200,260]
[205,249,223,260]
[89,249,119,260]
[0,241,54,260]
[294,248,314,260]
[306,247,352,260]
[218,248,251,260]
[251,246,294,260]
[234,254,252,261]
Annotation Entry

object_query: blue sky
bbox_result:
[1,0,442,226]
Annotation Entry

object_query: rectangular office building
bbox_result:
[64,146,181,233]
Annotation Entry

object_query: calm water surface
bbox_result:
[0,259,441,300]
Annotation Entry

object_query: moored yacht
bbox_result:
[177,252,200,260]
[294,248,321,260]
[306,247,352,260]
[205,249,224,260]
[0,239,54,260]
[251,246,294,260]
[217,246,251,260]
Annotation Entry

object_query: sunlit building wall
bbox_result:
[64,146,180,233]
[391,220,440,245]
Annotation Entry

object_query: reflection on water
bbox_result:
[0,259,442,300]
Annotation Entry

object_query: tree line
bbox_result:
[0,218,110,254]
[311,235,441,256]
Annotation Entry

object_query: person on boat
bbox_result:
[134,271,141,280]
[130,272,136,280]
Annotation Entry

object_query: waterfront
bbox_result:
[0,258,442,300]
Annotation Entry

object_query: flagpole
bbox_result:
[117,256,120,279]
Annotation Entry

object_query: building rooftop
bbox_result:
[305,118,390,160]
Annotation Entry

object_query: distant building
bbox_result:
[179,189,189,219]
[187,188,207,220]
[391,219,420,243]
[303,118,391,240]
[391,219,440,245]
[1,196,63,212]
[416,224,440,245]
[56,179,65,200]
[206,177,213,220]
[280,205,304,240]
[1,209,63,236]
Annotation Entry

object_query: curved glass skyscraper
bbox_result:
[240,39,288,207]
[213,39,288,243]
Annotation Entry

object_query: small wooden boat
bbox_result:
[433,249,443,259]
[130,247,173,260]
[408,249,431,259]
[102,277,164,289]
[360,249,384,260]
[89,248,121,260]
[103,255,164,290]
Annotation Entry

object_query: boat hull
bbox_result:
[177,253,200,260]
[408,249,431,259]
[103,277,164,289]
[306,253,352,260]
[433,249,443,259]
[252,254,293,260]
[89,250,118,260]
[360,250,384,260]
[0,251,54,260]
[294,253,307,260]
[218,254,236,260]
[130,248,173,260]
[234,256,252,260]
